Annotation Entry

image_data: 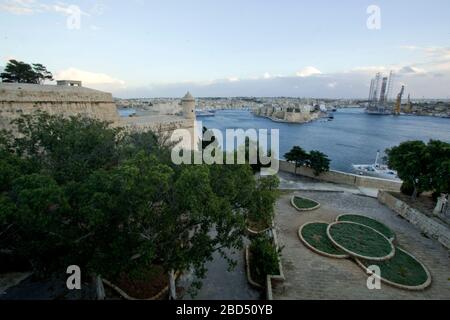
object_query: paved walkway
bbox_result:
[273,190,450,300]
[278,171,379,198]
[179,245,261,300]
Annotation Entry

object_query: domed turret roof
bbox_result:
[182,91,195,101]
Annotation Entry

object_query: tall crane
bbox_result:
[405,94,412,113]
[394,85,405,115]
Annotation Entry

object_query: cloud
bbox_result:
[0,0,89,16]
[296,66,322,77]
[327,82,338,89]
[0,0,35,14]
[55,68,126,88]
[398,66,426,75]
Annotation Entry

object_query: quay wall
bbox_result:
[278,160,402,192]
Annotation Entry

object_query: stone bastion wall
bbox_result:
[0,83,120,129]
[0,83,197,150]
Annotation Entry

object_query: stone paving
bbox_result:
[273,190,450,300]
[278,171,379,198]
[179,245,261,300]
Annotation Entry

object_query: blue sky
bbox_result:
[1,0,449,98]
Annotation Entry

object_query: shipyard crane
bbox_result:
[405,94,412,113]
[394,85,405,115]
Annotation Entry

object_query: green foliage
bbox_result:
[300,222,345,256]
[247,176,280,229]
[359,248,429,287]
[386,140,450,198]
[249,235,280,285]
[12,111,120,183]
[293,196,319,209]
[307,150,330,176]
[284,146,308,173]
[328,223,393,259]
[284,146,330,176]
[1,60,53,84]
[337,214,395,241]
[1,111,274,295]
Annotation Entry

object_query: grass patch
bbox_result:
[293,196,319,209]
[328,222,393,259]
[337,215,395,241]
[300,222,346,256]
[359,247,430,288]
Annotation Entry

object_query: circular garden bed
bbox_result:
[356,247,431,290]
[298,215,431,291]
[298,222,349,259]
[327,222,395,261]
[336,214,395,242]
[291,196,320,211]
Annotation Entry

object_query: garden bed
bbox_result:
[327,222,395,261]
[336,214,396,242]
[103,264,172,300]
[245,247,266,289]
[246,219,272,235]
[298,222,349,259]
[356,247,432,291]
[291,196,321,211]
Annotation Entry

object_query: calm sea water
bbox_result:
[200,108,450,173]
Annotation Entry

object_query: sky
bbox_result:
[0,0,449,98]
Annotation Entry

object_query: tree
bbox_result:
[1,60,53,84]
[32,63,54,84]
[247,175,280,229]
[386,141,430,199]
[307,150,330,176]
[424,140,450,196]
[249,234,280,285]
[284,146,309,174]
[1,111,276,299]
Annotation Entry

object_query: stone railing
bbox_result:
[378,191,450,249]
[279,160,402,192]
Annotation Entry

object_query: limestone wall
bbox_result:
[378,191,450,249]
[279,160,402,192]
[0,83,120,129]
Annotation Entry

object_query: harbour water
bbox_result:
[201,108,450,173]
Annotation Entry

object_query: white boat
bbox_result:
[352,151,399,180]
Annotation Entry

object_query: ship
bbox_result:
[352,151,399,180]
[195,109,215,117]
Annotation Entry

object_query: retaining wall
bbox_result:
[279,160,402,192]
[378,191,450,249]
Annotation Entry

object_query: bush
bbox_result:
[249,235,280,285]
[400,181,415,197]
[247,176,280,230]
